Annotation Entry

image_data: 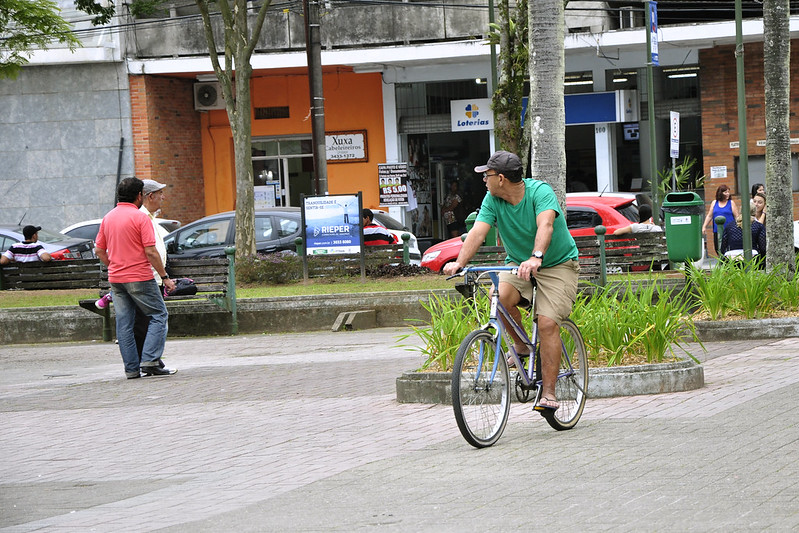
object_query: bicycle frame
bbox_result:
[461,266,577,390]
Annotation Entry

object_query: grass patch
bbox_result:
[0,274,453,309]
[0,289,99,308]
[238,274,452,298]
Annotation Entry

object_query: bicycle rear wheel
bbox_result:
[451,330,511,448]
[542,318,588,431]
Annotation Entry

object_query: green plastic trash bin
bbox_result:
[662,191,705,262]
[464,210,497,246]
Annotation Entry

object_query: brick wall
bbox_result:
[129,75,205,225]
[700,40,799,222]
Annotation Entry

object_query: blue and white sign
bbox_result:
[303,194,362,254]
[451,98,494,131]
[649,1,659,66]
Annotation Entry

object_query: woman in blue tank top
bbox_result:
[702,184,739,254]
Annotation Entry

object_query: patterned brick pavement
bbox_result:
[1,329,798,532]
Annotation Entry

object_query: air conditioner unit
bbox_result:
[194,82,225,111]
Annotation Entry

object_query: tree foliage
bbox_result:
[73,0,116,25]
[68,0,273,259]
[0,0,81,79]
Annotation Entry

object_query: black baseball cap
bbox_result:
[474,151,523,180]
[23,225,42,240]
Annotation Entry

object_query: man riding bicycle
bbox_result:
[442,151,580,412]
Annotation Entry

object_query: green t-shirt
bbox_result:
[475,179,578,268]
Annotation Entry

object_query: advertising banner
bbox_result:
[649,2,659,66]
[450,98,494,131]
[378,163,410,206]
[302,194,362,254]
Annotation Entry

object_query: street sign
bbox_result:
[670,111,680,159]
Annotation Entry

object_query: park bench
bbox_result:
[298,235,412,278]
[0,258,105,290]
[463,230,669,285]
[1,249,238,341]
[573,231,669,282]
[83,250,238,340]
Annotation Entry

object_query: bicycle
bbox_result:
[449,266,589,448]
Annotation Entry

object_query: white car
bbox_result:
[370,209,422,266]
[794,220,799,252]
[61,218,181,241]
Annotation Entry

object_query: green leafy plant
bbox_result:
[396,292,487,371]
[572,279,699,366]
[686,261,738,319]
[236,252,302,285]
[657,156,706,198]
[402,277,700,371]
[775,263,799,313]
[730,264,779,319]
[687,260,799,320]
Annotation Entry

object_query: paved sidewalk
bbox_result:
[1,329,798,532]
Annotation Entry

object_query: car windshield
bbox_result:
[176,219,231,250]
[616,203,639,223]
[64,224,100,241]
[33,228,73,243]
[372,212,404,231]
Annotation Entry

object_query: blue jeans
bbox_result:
[111,279,169,375]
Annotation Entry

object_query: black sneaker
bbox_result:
[141,366,177,376]
[126,371,142,379]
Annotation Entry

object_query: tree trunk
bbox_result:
[528,0,566,210]
[232,57,256,260]
[763,0,795,273]
[196,0,272,261]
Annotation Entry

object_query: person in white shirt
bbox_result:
[133,179,170,364]
[613,204,663,235]
[1,225,52,264]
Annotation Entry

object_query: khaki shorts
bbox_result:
[499,259,580,325]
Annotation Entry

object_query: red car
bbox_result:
[421,193,640,272]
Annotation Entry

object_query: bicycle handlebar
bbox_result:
[446,265,519,280]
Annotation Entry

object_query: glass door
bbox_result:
[253,137,314,207]
[254,158,289,207]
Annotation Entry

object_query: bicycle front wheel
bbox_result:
[451,330,511,448]
[543,318,588,431]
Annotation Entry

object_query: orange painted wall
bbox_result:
[200,69,387,214]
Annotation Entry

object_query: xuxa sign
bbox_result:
[325,130,368,162]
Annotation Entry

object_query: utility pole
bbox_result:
[735,0,752,258]
[304,0,328,195]
[645,1,659,217]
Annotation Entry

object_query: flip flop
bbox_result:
[534,396,559,412]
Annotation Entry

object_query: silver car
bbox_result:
[0,225,95,260]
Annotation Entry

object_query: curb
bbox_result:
[395,359,704,403]
[694,316,799,341]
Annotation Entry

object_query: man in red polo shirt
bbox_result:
[95,178,177,379]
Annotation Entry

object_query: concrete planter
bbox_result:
[693,316,799,341]
[395,359,704,404]
[395,315,799,404]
